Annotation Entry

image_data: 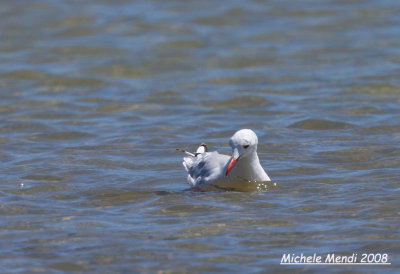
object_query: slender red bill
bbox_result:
[225,157,238,176]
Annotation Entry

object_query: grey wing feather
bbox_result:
[183,152,230,186]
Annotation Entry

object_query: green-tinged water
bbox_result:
[1,0,399,272]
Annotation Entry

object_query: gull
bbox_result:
[179,129,271,187]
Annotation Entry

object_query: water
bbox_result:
[1,0,399,272]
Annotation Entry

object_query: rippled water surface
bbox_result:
[1,0,400,272]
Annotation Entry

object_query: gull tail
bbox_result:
[176,143,208,158]
[178,143,209,184]
[195,143,208,155]
[175,148,195,157]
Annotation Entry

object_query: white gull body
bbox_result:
[182,129,271,187]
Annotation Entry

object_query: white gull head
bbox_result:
[226,129,259,176]
[182,129,270,187]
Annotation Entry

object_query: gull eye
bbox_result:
[243,145,249,149]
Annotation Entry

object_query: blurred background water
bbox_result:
[0,0,399,272]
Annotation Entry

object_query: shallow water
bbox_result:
[1,0,400,272]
